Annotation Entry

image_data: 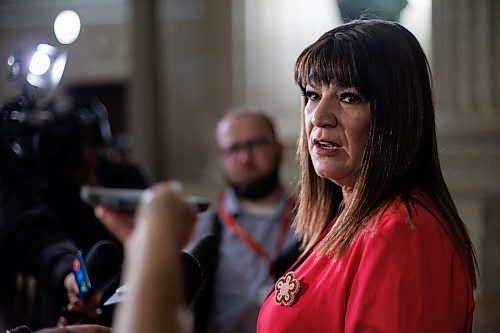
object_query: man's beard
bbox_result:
[228,167,280,200]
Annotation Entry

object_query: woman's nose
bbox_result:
[311,100,338,128]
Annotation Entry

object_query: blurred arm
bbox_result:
[112,182,195,333]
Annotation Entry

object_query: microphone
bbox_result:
[182,234,218,305]
[85,239,123,297]
[62,240,123,325]
[104,234,218,307]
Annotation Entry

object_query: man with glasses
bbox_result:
[189,107,299,333]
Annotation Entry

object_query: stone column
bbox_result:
[129,0,165,179]
[432,1,500,332]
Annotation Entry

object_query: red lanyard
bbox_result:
[218,194,296,267]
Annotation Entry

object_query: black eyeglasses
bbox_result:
[218,138,276,157]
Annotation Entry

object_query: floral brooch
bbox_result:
[274,271,300,306]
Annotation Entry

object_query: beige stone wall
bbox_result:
[433,0,500,332]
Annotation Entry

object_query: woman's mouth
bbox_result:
[314,138,340,149]
[312,138,341,155]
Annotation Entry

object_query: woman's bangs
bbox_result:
[295,37,360,90]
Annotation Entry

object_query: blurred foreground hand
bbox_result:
[101,182,195,333]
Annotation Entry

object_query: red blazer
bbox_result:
[257,197,474,333]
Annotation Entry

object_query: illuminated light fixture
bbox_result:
[54,10,81,45]
[7,44,68,91]
[29,50,51,75]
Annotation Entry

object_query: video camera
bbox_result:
[0,43,112,177]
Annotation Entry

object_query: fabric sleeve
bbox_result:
[0,172,78,296]
[345,210,473,333]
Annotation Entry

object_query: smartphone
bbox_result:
[73,249,92,302]
[80,186,210,213]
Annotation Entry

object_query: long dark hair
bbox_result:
[294,20,477,286]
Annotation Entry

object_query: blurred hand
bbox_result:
[60,273,103,326]
[94,206,135,243]
[133,181,196,248]
[94,181,195,247]
[112,181,196,333]
[36,324,111,333]
[64,273,79,302]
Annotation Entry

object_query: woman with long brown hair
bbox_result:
[257,19,477,332]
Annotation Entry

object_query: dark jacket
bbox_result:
[0,165,78,330]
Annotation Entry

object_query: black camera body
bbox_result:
[1,42,111,181]
[0,93,112,178]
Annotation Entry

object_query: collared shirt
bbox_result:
[189,188,297,333]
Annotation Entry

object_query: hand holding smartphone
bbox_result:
[81,185,210,243]
[73,249,92,302]
[80,186,210,213]
[64,249,104,324]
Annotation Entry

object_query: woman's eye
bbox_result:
[339,92,362,104]
[304,91,320,101]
